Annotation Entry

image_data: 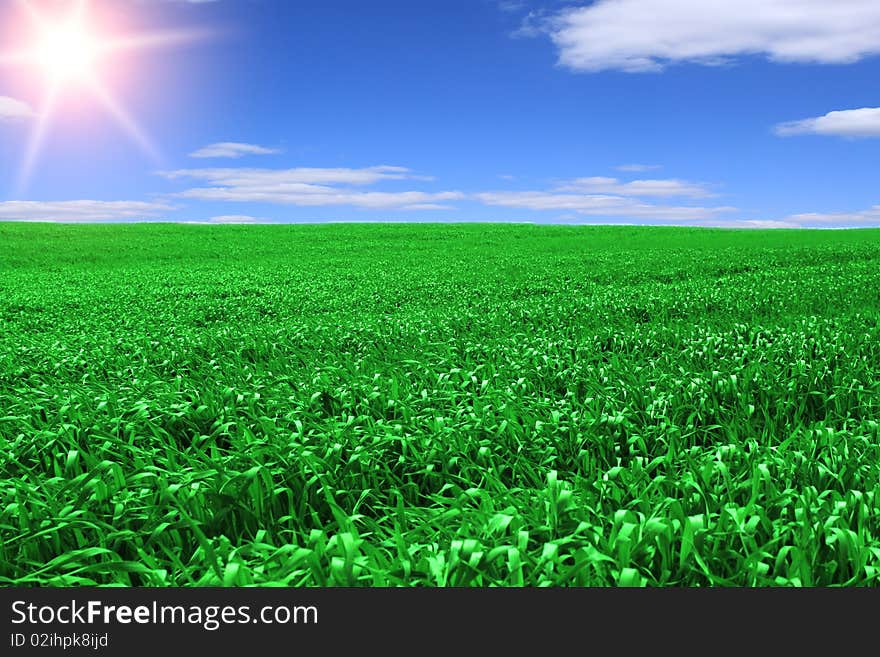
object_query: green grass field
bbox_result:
[2,222,879,586]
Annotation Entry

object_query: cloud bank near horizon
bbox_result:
[3,162,878,227]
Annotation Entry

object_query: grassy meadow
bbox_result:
[1,222,879,586]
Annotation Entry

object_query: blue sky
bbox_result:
[1,0,879,227]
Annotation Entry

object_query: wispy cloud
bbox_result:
[780,206,880,226]
[179,187,463,210]
[162,166,461,210]
[161,165,729,219]
[540,0,880,73]
[162,166,429,186]
[0,96,35,122]
[0,200,172,222]
[189,142,282,159]
[555,176,715,198]
[207,215,266,223]
[732,220,801,229]
[475,190,734,221]
[774,107,880,138]
[497,0,527,12]
[616,163,661,172]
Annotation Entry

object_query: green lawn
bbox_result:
[1,222,879,586]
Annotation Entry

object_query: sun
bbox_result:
[36,21,99,83]
[0,0,211,193]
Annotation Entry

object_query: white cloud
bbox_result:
[774,107,880,138]
[781,206,880,226]
[721,206,880,228]
[555,176,714,198]
[544,0,880,72]
[208,215,266,223]
[162,165,429,186]
[476,190,734,221]
[0,200,172,222]
[162,166,728,218]
[616,163,661,172]
[741,220,801,229]
[0,96,35,122]
[402,204,455,211]
[189,142,282,159]
[163,166,461,210]
[707,219,801,229]
[180,187,464,210]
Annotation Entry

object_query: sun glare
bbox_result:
[36,21,98,83]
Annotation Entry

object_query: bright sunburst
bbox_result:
[1,0,208,192]
[36,17,98,83]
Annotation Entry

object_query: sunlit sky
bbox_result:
[1,0,879,227]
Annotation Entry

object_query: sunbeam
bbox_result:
[14,0,45,25]
[100,28,213,55]
[87,76,162,164]
[16,83,60,195]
